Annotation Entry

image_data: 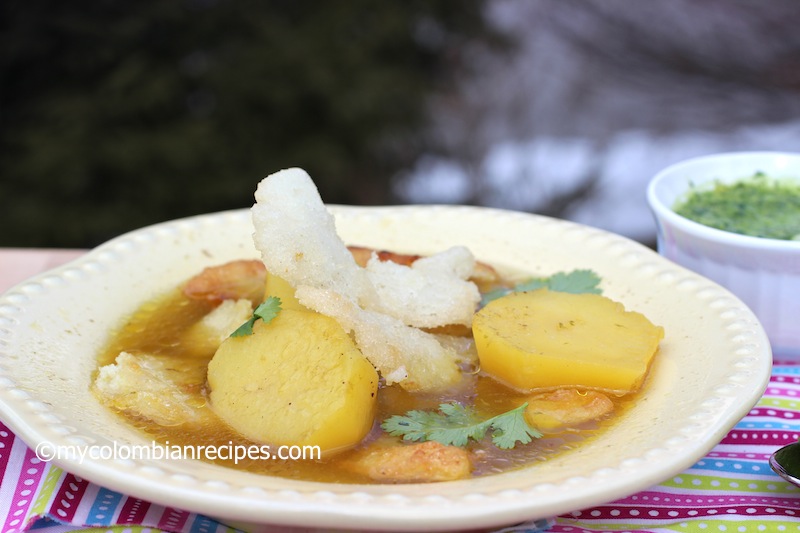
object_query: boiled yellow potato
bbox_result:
[473,289,664,393]
[207,309,378,454]
[263,271,308,311]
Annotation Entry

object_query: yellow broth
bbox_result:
[96,281,636,483]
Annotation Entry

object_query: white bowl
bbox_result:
[0,206,771,531]
[647,151,800,360]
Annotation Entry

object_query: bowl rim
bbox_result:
[646,150,800,251]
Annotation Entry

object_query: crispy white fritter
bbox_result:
[294,286,462,389]
[251,168,480,390]
[364,246,480,328]
[182,298,254,357]
[93,352,206,426]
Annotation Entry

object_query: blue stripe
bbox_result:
[86,487,124,525]
[773,366,800,375]
[189,514,227,533]
[736,420,800,430]
[691,457,771,475]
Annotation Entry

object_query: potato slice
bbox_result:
[473,289,664,393]
[207,309,378,454]
[263,270,308,311]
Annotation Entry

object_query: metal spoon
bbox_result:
[769,441,800,486]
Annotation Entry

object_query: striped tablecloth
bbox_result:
[2,249,799,532]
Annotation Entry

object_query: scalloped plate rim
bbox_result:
[0,205,772,531]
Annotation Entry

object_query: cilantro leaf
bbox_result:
[230,296,282,337]
[479,287,511,306]
[519,269,602,294]
[482,269,602,306]
[382,405,480,447]
[381,402,542,449]
[489,403,541,448]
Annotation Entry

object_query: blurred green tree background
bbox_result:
[1,0,500,247]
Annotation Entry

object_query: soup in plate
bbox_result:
[92,168,664,484]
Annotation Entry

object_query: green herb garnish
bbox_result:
[674,172,800,240]
[381,402,542,449]
[481,268,602,306]
[230,296,282,337]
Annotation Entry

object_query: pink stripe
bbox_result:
[49,473,89,523]
[747,407,800,419]
[718,429,800,445]
[156,507,191,531]
[763,386,800,397]
[0,445,48,531]
[552,523,652,533]
[0,423,18,482]
[706,451,774,460]
[771,375,800,384]
[568,503,800,521]
[117,497,151,524]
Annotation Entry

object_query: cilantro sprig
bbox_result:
[230,296,282,337]
[381,402,542,449]
[481,268,601,307]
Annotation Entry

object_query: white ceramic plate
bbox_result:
[0,206,771,532]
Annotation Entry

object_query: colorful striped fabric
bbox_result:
[2,365,799,533]
[550,364,800,532]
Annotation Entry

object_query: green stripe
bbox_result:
[759,396,800,410]
[558,517,800,532]
[28,465,63,517]
[661,473,796,494]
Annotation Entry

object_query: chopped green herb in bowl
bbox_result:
[674,172,800,240]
